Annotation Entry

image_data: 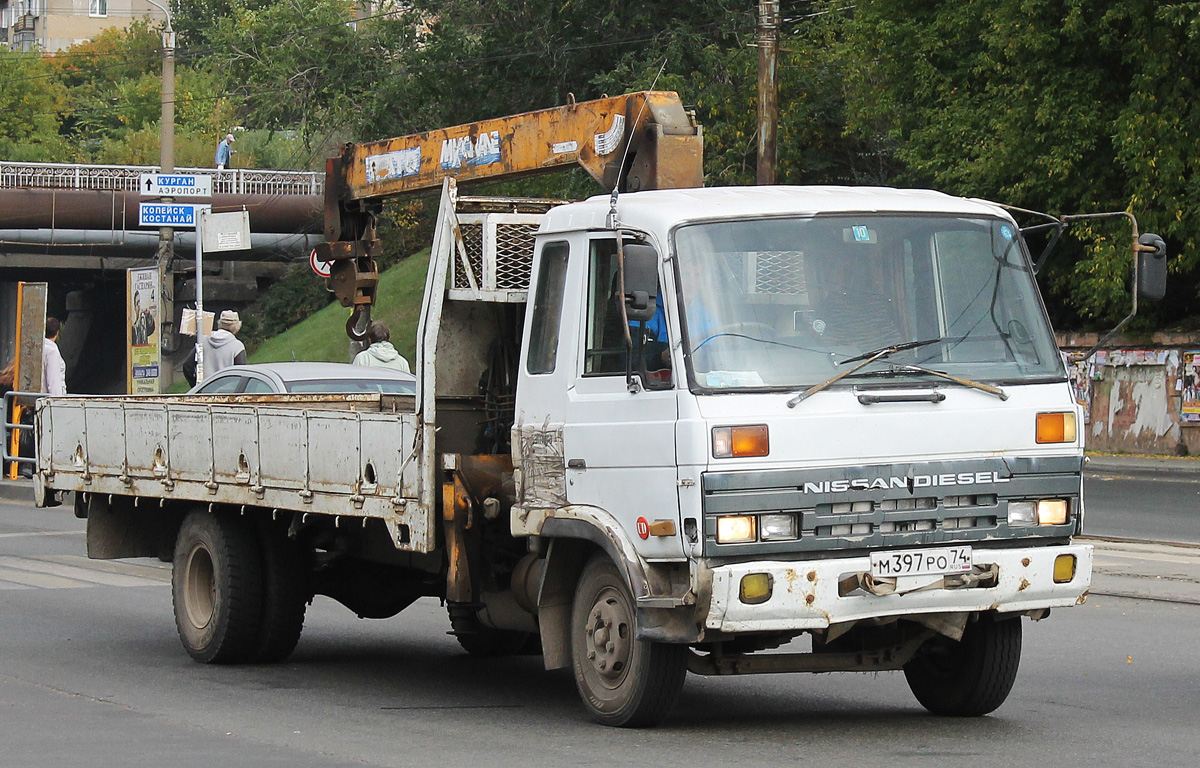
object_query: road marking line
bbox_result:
[0,565,95,589]
[1092,551,1200,566]
[0,556,166,588]
[42,555,171,582]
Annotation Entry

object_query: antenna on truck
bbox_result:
[607,59,669,230]
[610,60,670,393]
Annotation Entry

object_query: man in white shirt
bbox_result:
[42,317,66,396]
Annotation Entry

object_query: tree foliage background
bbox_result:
[4,0,1200,331]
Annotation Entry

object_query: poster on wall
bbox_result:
[127,267,161,394]
[1068,358,1092,422]
[1183,351,1200,424]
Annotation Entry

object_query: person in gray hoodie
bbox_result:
[353,321,411,373]
[201,310,248,375]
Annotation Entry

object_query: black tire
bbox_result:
[570,555,687,727]
[254,525,309,663]
[904,612,1023,716]
[172,510,263,664]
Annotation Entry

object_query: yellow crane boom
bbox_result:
[316,91,703,338]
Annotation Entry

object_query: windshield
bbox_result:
[673,214,1063,392]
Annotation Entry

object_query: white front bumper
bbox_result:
[705,543,1093,633]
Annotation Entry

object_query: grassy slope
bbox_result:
[249,250,430,365]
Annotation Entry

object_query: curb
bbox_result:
[1085,458,1200,479]
[0,479,34,504]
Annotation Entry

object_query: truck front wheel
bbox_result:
[172,510,264,664]
[903,612,1022,716]
[570,554,687,727]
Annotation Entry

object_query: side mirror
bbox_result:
[621,243,660,322]
[1136,232,1167,302]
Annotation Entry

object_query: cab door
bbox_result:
[560,235,684,560]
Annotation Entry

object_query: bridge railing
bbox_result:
[0,162,323,196]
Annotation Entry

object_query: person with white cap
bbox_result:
[214,133,236,170]
[200,310,247,375]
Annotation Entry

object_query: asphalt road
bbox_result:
[2,497,1198,767]
[1084,466,1200,544]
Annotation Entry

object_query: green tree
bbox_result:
[201,0,415,160]
[834,0,1200,327]
[0,48,70,161]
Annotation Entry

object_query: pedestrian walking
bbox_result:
[214,133,236,170]
[200,310,247,377]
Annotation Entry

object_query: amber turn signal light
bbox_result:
[1036,412,1077,444]
[712,425,769,458]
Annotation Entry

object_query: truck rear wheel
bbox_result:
[172,510,263,664]
[253,525,309,663]
[904,612,1022,716]
[570,554,687,727]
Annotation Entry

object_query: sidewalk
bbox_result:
[0,476,33,504]
[1084,453,1200,478]
[1088,538,1200,605]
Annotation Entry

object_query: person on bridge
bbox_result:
[201,310,247,376]
[214,133,236,170]
[352,321,411,373]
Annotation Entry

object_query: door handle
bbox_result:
[567,458,586,469]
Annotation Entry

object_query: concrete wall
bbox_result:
[1058,332,1200,456]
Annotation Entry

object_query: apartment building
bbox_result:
[1,1,161,53]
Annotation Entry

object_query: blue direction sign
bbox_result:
[139,203,209,228]
[138,172,213,198]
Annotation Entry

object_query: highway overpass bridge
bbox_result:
[1,162,325,392]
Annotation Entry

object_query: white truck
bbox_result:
[27,93,1166,727]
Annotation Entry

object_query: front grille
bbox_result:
[701,457,1082,557]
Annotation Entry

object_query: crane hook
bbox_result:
[346,306,371,342]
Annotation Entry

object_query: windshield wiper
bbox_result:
[786,338,943,408]
[890,363,1008,400]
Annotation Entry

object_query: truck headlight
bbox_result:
[1008,499,1070,526]
[1036,499,1069,525]
[1008,501,1036,526]
[716,515,756,543]
[760,513,799,541]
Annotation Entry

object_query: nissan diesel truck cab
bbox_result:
[509,185,1091,724]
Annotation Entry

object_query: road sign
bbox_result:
[200,210,251,253]
[138,203,210,228]
[138,173,213,198]
[310,249,332,278]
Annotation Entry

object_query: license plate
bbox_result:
[870,546,973,578]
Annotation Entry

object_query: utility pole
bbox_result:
[757,0,780,185]
[148,0,176,385]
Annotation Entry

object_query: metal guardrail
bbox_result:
[0,161,323,197]
[3,391,40,469]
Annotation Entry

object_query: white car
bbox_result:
[188,362,415,395]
